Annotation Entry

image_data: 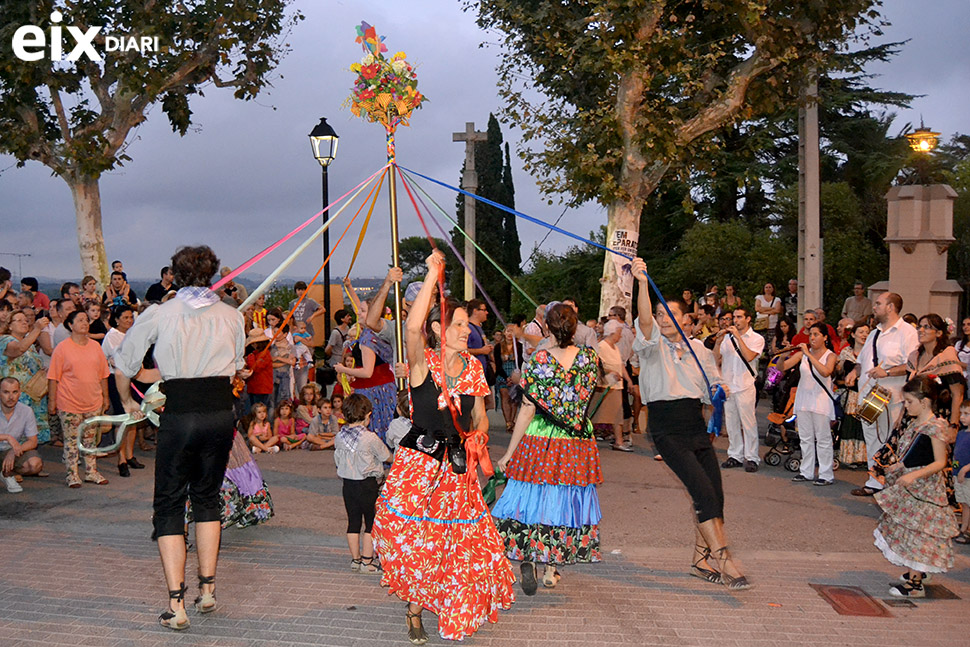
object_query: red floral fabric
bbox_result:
[505,435,602,487]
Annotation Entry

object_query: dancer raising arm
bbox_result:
[372,250,514,644]
[630,257,751,590]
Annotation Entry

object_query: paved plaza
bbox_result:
[1,409,967,647]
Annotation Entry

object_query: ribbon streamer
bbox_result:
[77,382,165,455]
[399,167,539,310]
[214,164,389,292]
[236,169,385,313]
[399,164,723,433]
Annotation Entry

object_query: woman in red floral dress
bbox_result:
[372,252,515,644]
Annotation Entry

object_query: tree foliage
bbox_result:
[0,0,302,282]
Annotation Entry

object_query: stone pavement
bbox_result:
[1,409,967,647]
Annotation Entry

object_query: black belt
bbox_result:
[160,376,232,414]
[398,425,466,474]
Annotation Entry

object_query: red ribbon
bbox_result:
[462,427,493,486]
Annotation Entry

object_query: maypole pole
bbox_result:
[349,21,427,389]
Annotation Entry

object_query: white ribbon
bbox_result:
[77,382,166,455]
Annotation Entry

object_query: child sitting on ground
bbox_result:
[275,399,306,450]
[331,393,345,426]
[247,403,279,454]
[384,389,412,453]
[299,384,335,450]
[334,394,390,574]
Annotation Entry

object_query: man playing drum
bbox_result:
[844,292,918,496]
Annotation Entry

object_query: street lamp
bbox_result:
[309,117,339,339]
[906,121,940,153]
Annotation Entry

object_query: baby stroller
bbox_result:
[762,387,842,473]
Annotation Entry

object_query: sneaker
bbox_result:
[2,474,23,493]
[791,475,811,483]
[899,571,932,584]
[889,582,925,598]
[721,458,743,469]
[251,446,260,454]
[813,479,834,486]
[271,446,280,454]
[611,443,634,453]
[744,460,759,473]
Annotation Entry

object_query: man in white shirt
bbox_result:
[520,304,546,358]
[714,307,765,472]
[844,292,918,496]
[116,245,245,631]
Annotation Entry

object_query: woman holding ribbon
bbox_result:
[492,302,603,595]
[372,251,514,645]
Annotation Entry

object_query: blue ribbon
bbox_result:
[398,164,725,434]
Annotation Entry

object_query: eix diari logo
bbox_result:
[12,10,161,62]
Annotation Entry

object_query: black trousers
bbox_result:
[648,399,725,524]
[343,477,379,534]
[153,377,235,538]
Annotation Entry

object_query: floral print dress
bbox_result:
[0,335,50,442]
[373,349,515,641]
[492,347,603,565]
[873,417,957,573]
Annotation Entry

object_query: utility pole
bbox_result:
[798,75,822,324]
[0,252,31,280]
[452,122,487,300]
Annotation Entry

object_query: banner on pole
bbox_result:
[609,228,638,299]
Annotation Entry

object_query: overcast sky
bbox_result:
[1,0,967,284]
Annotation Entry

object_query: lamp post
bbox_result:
[904,120,940,186]
[309,117,339,339]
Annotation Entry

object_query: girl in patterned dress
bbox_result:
[873,377,958,597]
[372,251,514,644]
[493,303,602,594]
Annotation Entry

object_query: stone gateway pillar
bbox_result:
[868,184,963,321]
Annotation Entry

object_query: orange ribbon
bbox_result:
[462,427,493,485]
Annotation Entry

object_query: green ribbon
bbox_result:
[481,470,508,507]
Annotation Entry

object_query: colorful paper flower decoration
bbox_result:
[349,22,426,129]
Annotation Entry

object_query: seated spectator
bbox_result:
[247,402,279,453]
[1,377,44,493]
[704,311,734,350]
[144,266,178,303]
[20,277,50,313]
[771,316,796,355]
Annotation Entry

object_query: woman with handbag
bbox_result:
[0,310,52,443]
[873,377,958,598]
[779,322,838,486]
[493,303,603,595]
[372,251,514,644]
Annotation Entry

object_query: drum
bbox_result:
[854,383,891,424]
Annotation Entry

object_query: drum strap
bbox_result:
[870,328,881,367]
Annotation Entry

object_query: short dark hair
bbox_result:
[60,282,79,298]
[0,267,10,283]
[608,305,627,319]
[108,305,134,328]
[21,277,38,291]
[342,393,373,424]
[733,306,751,319]
[160,266,172,279]
[56,298,74,315]
[110,271,125,280]
[294,281,308,291]
[170,245,220,288]
[701,304,716,317]
[334,308,351,324]
[0,376,21,389]
[467,299,485,313]
[63,309,83,332]
[562,297,577,307]
[111,260,122,267]
[662,297,689,317]
[545,303,577,348]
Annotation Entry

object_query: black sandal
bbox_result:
[359,555,380,575]
[406,607,428,645]
[159,582,190,630]
[714,547,752,591]
[194,574,216,614]
[520,561,538,596]
[690,544,721,584]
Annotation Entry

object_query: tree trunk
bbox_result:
[68,176,109,288]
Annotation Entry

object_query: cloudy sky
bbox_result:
[1,0,968,284]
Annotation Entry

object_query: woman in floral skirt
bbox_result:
[493,303,602,594]
[372,252,514,644]
[873,377,958,598]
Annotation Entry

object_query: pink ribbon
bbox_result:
[212,164,389,291]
